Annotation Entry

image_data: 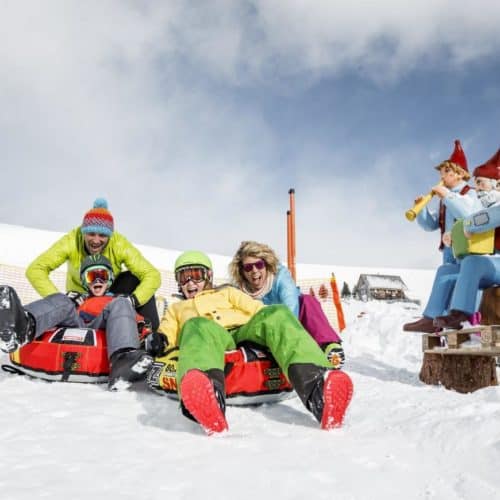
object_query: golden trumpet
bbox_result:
[405,182,443,221]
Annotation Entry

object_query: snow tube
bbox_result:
[5,327,109,383]
[147,343,294,406]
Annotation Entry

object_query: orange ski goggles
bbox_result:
[176,266,209,286]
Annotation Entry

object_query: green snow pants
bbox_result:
[176,304,331,386]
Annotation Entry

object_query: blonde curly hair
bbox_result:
[229,241,280,289]
[435,160,471,181]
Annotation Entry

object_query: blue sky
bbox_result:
[1,1,499,270]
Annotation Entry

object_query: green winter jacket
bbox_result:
[26,227,161,306]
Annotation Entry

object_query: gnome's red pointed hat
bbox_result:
[472,149,500,180]
[435,139,470,180]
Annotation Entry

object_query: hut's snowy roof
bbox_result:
[359,274,407,290]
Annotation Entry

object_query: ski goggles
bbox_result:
[83,267,112,285]
[241,259,266,273]
[175,266,209,286]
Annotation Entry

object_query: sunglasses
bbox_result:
[84,268,111,285]
[241,259,266,273]
[176,267,208,286]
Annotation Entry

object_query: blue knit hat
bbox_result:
[81,198,114,236]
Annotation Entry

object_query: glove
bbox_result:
[66,291,86,307]
[322,342,345,370]
[138,319,153,340]
[116,293,139,309]
[144,332,168,357]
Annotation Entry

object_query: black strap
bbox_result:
[1,364,25,376]
[62,352,79,382]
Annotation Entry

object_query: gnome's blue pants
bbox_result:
[423,263,461,318]
[447,255,500,315]
[422,256,495,318]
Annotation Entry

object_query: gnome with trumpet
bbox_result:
[406,139,481,266]
[403,140,482,333]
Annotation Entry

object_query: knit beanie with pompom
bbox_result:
[80,198,114,236]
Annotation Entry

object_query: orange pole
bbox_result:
[286,210,292,272]
[289,188,296,281]
[330,273,346,331]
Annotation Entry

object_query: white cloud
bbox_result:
[0,1,497,269]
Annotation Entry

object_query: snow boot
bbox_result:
[403,316,440,333]
[108,348,153,391]
[180,368,228,435]
[433,310,470,330]
[288,363,353,429]
[0,285,35,353]
[309,370,353,429]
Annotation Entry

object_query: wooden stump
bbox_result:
[419,292,500,393]
[419,353,442,386]
[479,287,500,325]
[420,352,497,393]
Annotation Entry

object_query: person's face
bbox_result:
[83,233,109,254]
[475,177,494,192]
[177,267,210,299]
[439,166,463,188]
[180,279,207,299]
[241,256,268,291]
[83,267,112,297]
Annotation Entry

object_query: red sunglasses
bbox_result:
[241,259,266,273]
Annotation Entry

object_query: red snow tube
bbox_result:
[147,343,294,406]
[7,327,109,383]
[5,329,295,406]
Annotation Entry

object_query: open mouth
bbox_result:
[250,274,263,286]
[184,284,201,297]
[90,283,106,295]
[89,244,105,253]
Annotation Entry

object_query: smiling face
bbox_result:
[176,266,212,299]
[241,256,268,292]
[83,233,109,255]
[180,279,207,299]
[82,265,113,297]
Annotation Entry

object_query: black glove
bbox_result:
[144,332,168,357]
[66,291,86,307]
[116,293,139,309]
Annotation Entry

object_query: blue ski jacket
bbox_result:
[262,264,300,317]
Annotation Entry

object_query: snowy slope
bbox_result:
[1,223,500,500]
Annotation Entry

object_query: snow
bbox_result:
[2,223,500,500]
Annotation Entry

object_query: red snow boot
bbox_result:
[180,369,228,436]
[316,370,353,430]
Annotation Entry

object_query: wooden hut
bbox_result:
[353,274,407,301]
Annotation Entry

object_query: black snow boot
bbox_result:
[108,348,153,391]
[0,285,35,353]
[288,363,353,430]
[288,363,326,408]
[180,368,228,435]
